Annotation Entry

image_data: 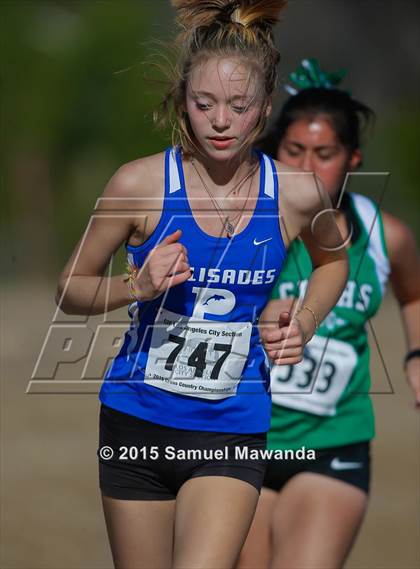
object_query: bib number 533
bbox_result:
[271,336,357,416]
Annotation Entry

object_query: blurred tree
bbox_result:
[2,1,173,279]
[1,1,418,284]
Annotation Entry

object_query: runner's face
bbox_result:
[186,57,269,160]
[277,117,361,200]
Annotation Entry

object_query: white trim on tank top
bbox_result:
[351,193,390,295]
[169,147,182,194]
[262,153,275,198]
[168,146,277,199]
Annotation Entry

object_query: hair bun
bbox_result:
[229,0,287,28]
[171,0,287,31]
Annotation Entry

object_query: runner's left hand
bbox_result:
[261,311,305,365]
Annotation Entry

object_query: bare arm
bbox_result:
[262,170,349,364]
[56,156,191,316]
[284,171,348,339]
[383,211,420,406]
[56,163,142,315]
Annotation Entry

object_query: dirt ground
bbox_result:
[1,281,419,569]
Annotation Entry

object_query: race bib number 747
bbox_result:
[144,308,252,400]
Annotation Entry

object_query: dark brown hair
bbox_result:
[258,87,375,157]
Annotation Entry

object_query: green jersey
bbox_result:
[268,193,390,450]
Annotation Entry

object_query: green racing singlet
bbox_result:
[268,193,390,450]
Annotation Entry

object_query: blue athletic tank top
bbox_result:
[99,146,287,433]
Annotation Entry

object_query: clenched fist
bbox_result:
[261,311,305,365]
[132,229,191,302]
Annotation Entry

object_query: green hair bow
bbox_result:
[285,58,347,95]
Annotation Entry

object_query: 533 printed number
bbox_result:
[274,354,336,393]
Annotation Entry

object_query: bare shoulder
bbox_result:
[381,210,419,303]
[94,150,167,245]
[382,210,418,260]
[97,151,166,208]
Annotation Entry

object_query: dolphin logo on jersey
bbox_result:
[203,294,225,306]
[191,287,236,319]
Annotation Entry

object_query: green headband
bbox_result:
[285,58,347,95]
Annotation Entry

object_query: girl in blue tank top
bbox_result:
[55,2,349,567]
[99,145,287,433]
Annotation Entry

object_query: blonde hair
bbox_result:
[155,0,287,157]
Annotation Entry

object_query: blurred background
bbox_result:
[1,1,419,568]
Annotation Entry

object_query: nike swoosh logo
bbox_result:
[253,237,272,246]
[330,457,363,471]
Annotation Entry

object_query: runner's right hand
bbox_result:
[132,229,191,301]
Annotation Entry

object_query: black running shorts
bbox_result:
[263,442,370,494]
[98,404,267,500]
